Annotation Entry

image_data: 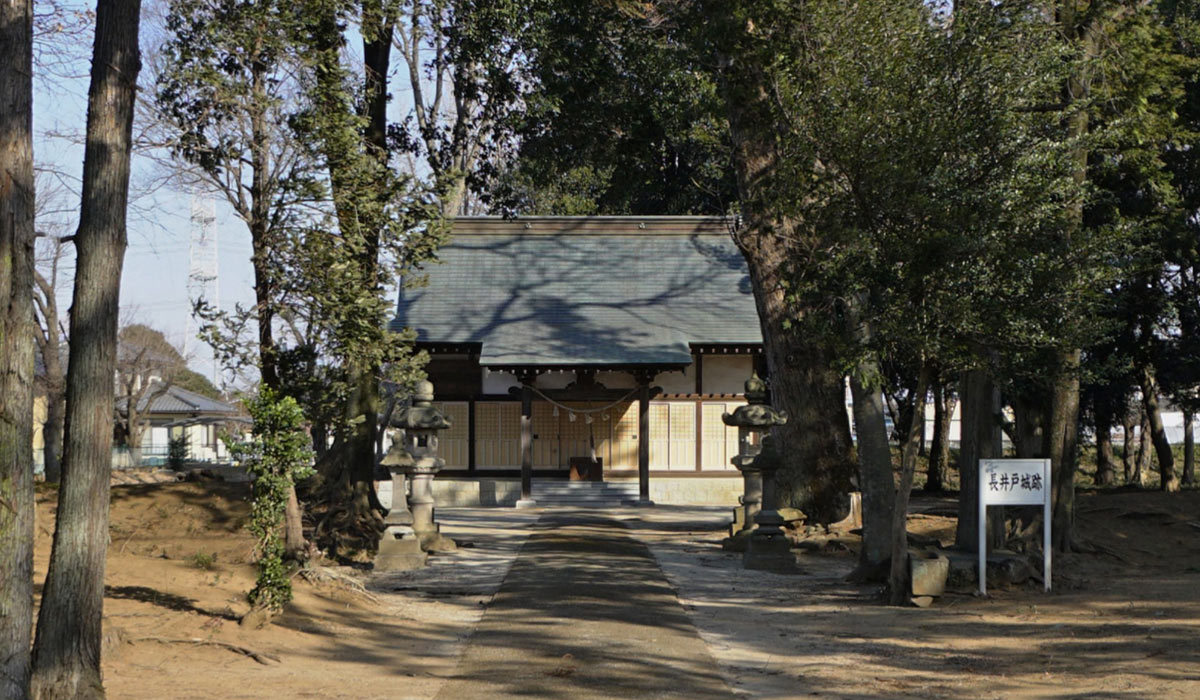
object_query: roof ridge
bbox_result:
[449,216,734,236]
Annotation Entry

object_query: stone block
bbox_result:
[909,550,949,597]
[743,534,802,574]
[376,525,427,571]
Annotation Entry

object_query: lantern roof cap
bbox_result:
[391,380,451,430]
[722,372,787,428]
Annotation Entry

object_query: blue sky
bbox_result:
[34,2,418,389]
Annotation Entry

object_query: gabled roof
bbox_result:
[391,216,762,366]
[117,384,240,416]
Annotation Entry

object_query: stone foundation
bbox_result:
[428,476,742,507]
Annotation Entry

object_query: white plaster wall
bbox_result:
[534,371,575,390]
[482,369,519,394]
[703,355,753,395]
[656,365,694,394]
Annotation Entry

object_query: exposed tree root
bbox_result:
[299,566,379,603]
[135,637,281,665]
[302,442,386,561]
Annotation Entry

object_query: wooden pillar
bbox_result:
[518,383,535,506]
[638,379,652,504]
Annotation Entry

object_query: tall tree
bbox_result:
[290,0,444,558]
[0,0,37,693]
[30,0,142,695]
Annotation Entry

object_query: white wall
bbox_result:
[482,369,519,394]
[656,365,694,394]
[703,355,753,395]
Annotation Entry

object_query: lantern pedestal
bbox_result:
[743,438,801,573]
[723,455,762,552]
[408,462,456,553]
[376,519,428,571]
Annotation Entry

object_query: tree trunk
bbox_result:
[926,386,954,493]
[302,0,395,557]
[714,34,855,524]
[847,327,893,577]
[1121,404,1136,482]
[1140,367,1179,492]
[889,364,932,605]
[1011,392,1050,459]
[1183,407,1195,486]
[1134,409,1152,486]
[43,391,65,482]
[30,0,141,696]
[0,0,37,692]
[1093,394,1116,487]
[955,368,1005,549]
[34,262,67,483]
[1049,349,1082,552]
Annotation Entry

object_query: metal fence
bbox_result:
[33,446,236,475]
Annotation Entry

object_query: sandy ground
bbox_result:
[627,493,1200,699]
[35,483,538,700]
[30,482,1200,699]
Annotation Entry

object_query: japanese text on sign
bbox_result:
[980,459,1048,507]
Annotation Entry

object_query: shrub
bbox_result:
[189,552,217,570]
[229,389,314,614]
[168,434,190,470]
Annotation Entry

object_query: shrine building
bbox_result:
[390,216,764,506]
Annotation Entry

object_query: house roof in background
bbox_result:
[117,384,240,416]
[391,216,762,366]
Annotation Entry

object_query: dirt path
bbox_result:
[433,512,735,700]
[625,504,1200,699]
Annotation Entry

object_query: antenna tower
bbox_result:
[186,196,220,385]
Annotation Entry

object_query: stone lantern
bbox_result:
[377,423,424,571]
[375,380,454,572]
[721,372,795,572]
[392,379,457,553]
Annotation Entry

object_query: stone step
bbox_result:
[529,481,641,507]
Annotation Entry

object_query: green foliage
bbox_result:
[167,435,189,470]
[173,369,222,400]
[232,389,314,612]
[189,551,217,570]
[490,0,736,215]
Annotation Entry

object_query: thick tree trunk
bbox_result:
[715,39,854,524]
[1049,350,1082,552]
[0,0,37,692]
[849,351,893,575]
[1094,394,1116,486]
[1011,392,1050,459]
[889,364,932,604]
[955,368,1005,549]
[30,0,141,696]
[1183,407,1195,486]
[1140,367,1179,492]
[304,0,395,557]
